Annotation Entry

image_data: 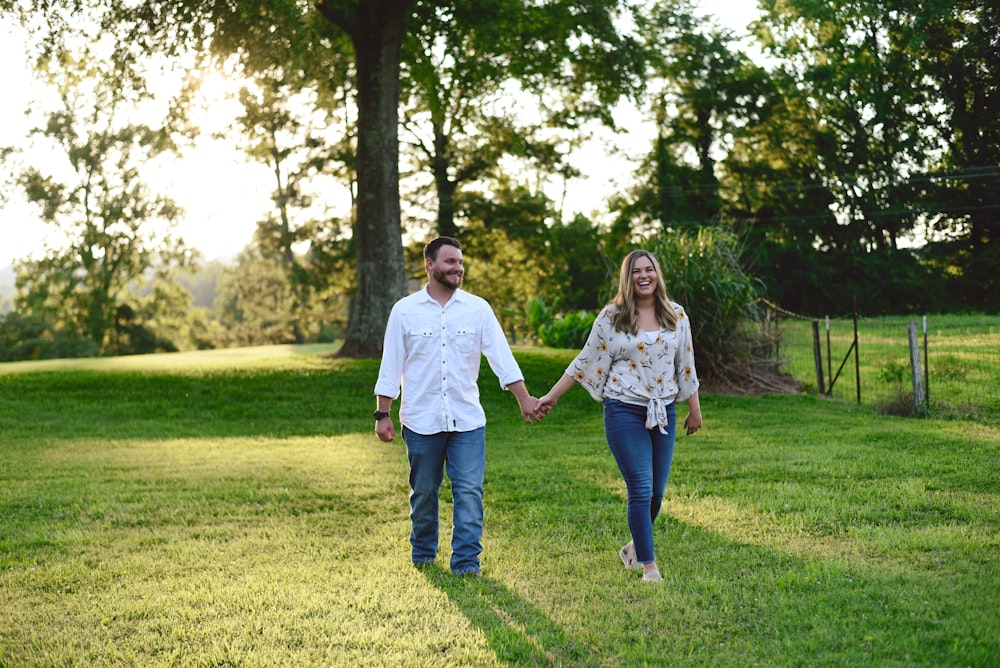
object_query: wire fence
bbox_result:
[761,302,1000,424]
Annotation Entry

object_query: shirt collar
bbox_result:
[420,284,466,304]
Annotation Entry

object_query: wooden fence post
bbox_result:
[908,321,926,415]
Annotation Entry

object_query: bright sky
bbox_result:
[0,2,760,269]
[0,20,277,268]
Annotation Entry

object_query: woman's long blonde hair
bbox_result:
[610,250,678,335]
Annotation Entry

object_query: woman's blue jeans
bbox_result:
[401,425,486,575]
[603,398,677,564]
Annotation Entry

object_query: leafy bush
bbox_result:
[878,359,909,386]
[528,298,596,349]
[0,311,100,361]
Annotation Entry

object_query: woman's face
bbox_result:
[630,254,658,300]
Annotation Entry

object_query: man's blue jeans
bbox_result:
[602,398,677,565]
[401,425,486,575]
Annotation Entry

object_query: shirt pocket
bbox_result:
[455,326,478,354]
[407,328,436,356]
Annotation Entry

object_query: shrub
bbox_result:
[526,298,596,349]
[0,311,100,361]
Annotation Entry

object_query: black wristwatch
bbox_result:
[373,410,391,421]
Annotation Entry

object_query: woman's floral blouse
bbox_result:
[566,302,700,433]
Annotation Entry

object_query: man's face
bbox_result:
[427,244,464,291]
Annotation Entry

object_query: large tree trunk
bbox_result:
[431,122,459,237]
[319,0,411,357]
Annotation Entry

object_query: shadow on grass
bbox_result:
[420,565,598,667]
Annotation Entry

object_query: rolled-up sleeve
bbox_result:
[373,305,404,399]
[481,308,524,390]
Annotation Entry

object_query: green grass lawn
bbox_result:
[1,345,997,666]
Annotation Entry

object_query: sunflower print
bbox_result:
[565,303,699,408]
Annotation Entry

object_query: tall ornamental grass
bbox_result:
[651,228,789,393]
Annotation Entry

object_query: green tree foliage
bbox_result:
[5,45,197,356]
[212,221,353,348]
[755,0,928,251]
[453,181,553,341]
[743,0,998,313]
[15,0,408,358]
[527,299,597,349]
[456,177,614,324]
[229,73,354,343]
[543,214,616,312]
[400,1,644,238]
[302,220,356,341]
[402,3,550,238]
[4,0,996,372]
[134,278,214,352]
[25,0,649,357]
[627,0,769,233]
[0,310,99,361]
[910,0,1000,310]
[213,247,299,348]
[176,260,227,310]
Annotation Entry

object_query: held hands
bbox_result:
[537,393,557,416]
[519,396,547,424]
[521,393,561,423]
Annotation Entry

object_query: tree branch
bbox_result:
[314,1,354,38]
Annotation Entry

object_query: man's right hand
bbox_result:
[376,417,395,442]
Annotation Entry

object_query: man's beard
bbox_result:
[433,268,463,290]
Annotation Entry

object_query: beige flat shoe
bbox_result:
[619,541,641,570]
[642,568,663,583]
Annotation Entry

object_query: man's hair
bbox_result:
[424,236,462,261]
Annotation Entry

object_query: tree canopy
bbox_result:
[1,0,997,364]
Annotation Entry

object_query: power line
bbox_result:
[695,166,1000,197]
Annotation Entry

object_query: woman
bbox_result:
[538,250,702,583]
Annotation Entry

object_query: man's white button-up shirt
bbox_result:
[374,286,525,435]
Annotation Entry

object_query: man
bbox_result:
[374,236,542,576]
